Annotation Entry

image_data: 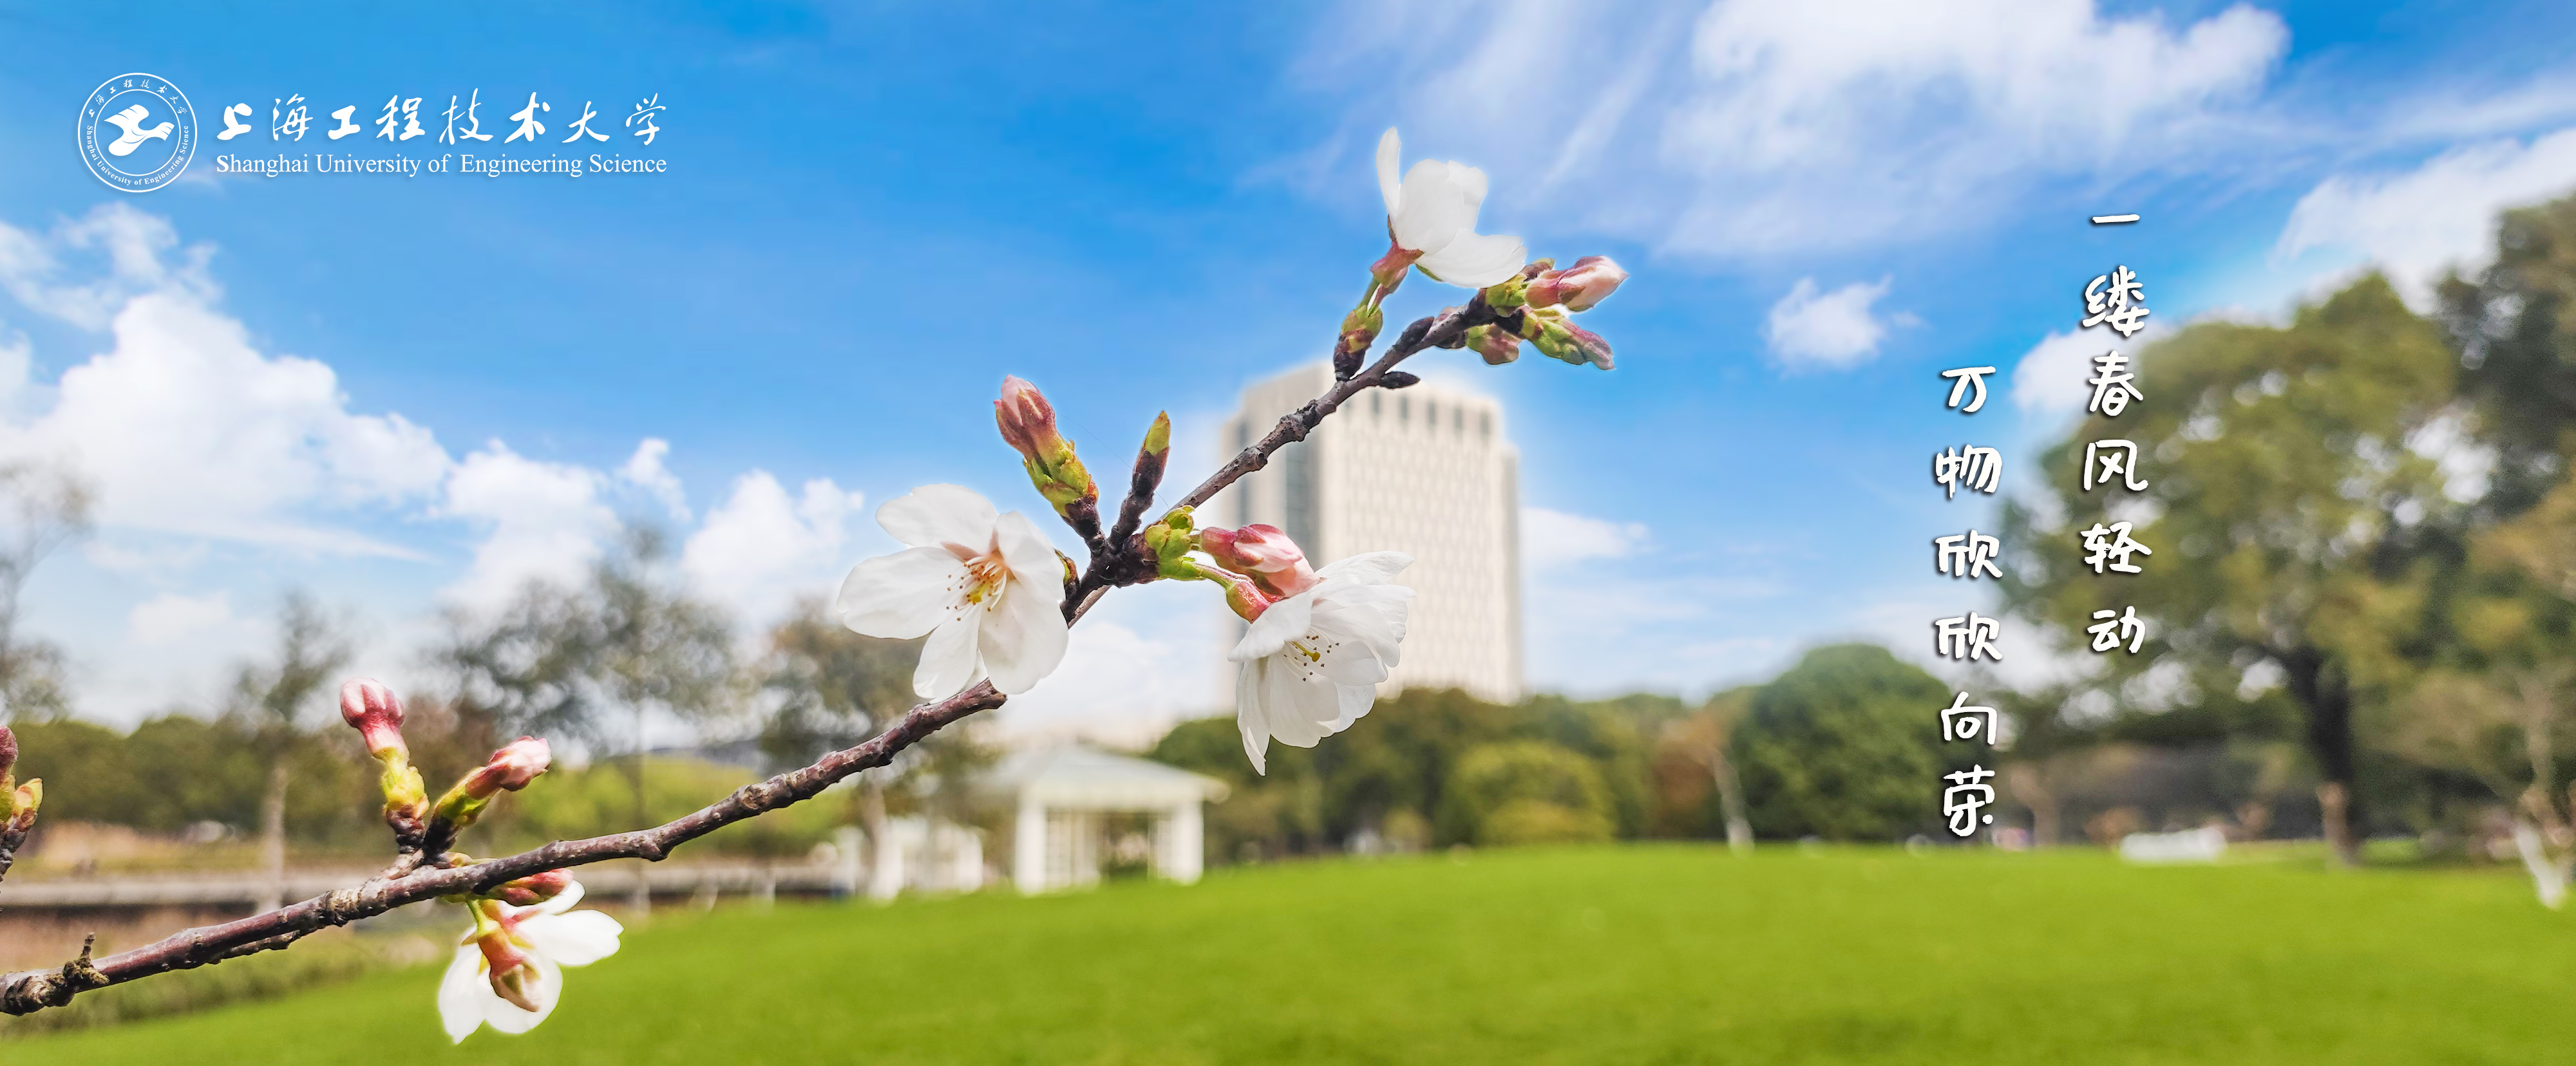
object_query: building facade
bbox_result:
[1208,362,1522,704]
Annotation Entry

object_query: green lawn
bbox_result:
[19,845,2576,1064]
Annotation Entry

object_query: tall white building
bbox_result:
[1208,362,1522,703]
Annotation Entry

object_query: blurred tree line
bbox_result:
[3,528,969,872]
[1150,644,1988,862]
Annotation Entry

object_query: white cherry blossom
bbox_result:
[1376,129,1527,288]
[438,881,623,1043]
[1230,552,1414,774]
[834,484,1069,699]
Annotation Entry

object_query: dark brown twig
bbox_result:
[0,682,1004,1014]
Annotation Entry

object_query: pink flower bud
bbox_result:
[488,868,575,907]
[0,724,15,781]
[995,377,1095,514]
[1201,525,1318,598]
[1526,256,1627,312]
[994,375,1063,458]
[462,737,551,800]
[338,678,408,760]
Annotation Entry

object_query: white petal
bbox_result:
[1281,659,1343,733]
[1314,583,1412,666]
[438,946,486,1043]
[980,575,1070,695]
[1229,591,1314,662]
[1331,682,1378,732]
[1308,608,1390,687]
[876,484,998,550]
[835,548,970,639]
[1375,128,1403,218]
[1316,551,1412,584]
[1235,664,1271,775]
[479,955,562,1035]
[520,911,623,968]
[533,881,585,915]
[913,615,985,699]
[992,510,1063,588]
[1390,159,1473,254]
[1415,231,1529,288]
[1262,660,1329,747]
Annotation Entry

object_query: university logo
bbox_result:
[77,73,196,192]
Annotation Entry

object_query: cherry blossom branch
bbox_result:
[0,214,1605,1019]
[1059,292,1510,628]
[0,681,1004,1015]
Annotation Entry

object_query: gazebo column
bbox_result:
[1158,800,1204,884]
[1013,794,1048,893]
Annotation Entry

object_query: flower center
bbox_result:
[945,541,1011,607]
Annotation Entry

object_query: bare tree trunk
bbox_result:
[2282,646,2364,867]
[2007,763,2059,846]
[2510,820,2570,908]
[2316,783,2356,868]
[1711,749,1752,853]
[256,757,288,913]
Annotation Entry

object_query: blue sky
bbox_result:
[1,1,2573,742]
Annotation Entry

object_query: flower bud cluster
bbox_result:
[1477,256,1624,371]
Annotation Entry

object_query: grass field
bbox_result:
[17,845,2576,1064]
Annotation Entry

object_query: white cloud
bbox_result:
[1303,0,2288,254]
[679,471,863,629]
[1522,506,1649,569]
[618,438,692,523]
[2009,323,2171,416]
[0,206,451,556]
[127,590,245,648]
[439,443,615,611]
[1764,276,1902,369]
[0,203,215,330]
[2275,124,2576,308]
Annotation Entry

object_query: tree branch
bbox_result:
[0,680,1005,1015]
[1059,295,1499,622]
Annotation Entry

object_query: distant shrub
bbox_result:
[1439,742,1615,846]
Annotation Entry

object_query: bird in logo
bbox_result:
[102,104,173,157]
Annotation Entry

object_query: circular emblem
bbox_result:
[77,73,196,192]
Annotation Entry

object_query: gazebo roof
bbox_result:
[983,744,1229,809]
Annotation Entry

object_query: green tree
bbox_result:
[2384,472,2576,904]
[1733,644,1956,841]
[2000,275,2456,865]
[2441,191,2576,518]
[1436,740,1615,846]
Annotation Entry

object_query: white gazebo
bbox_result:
[983,745,1229,893]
